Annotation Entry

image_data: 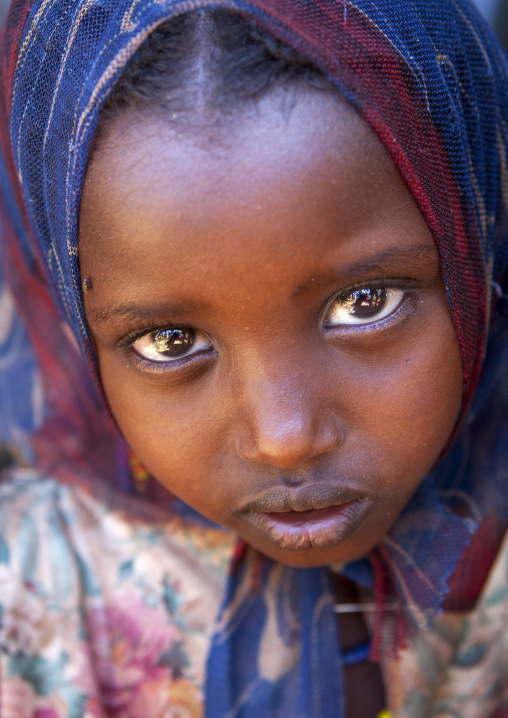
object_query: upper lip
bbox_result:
[235,484,371,515]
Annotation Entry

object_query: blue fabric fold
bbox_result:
[206,558,344,718]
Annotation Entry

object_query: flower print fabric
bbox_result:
[0,470,235,718]
[382,530,508,718]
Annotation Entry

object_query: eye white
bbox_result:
[325,287,405,327]
[132,327,213,362]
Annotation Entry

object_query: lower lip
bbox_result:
[243,500,373,551]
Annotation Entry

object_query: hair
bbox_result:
[99,8,335,130]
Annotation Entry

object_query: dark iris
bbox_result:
[343,288,387,318]
[152,328,195,357]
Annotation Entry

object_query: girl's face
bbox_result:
[79,89,463,567]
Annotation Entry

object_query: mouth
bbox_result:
[236,485,374,552]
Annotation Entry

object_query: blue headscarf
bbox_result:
[0,0,507,716]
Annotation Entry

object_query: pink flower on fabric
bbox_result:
[1,674,36,718]
[86,596,178,717]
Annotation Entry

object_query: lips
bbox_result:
[236,485,374,552]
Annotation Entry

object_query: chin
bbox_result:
[249,538,376,568]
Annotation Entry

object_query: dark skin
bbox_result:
[79,88,463,716]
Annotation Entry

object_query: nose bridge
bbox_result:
[234,349,342,468]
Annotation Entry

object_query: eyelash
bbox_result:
[120,281,414,371]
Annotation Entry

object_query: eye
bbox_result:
[131,327,213,363]
[325,287,405,327]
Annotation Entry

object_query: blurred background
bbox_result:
[0,0,506,46]
[475,0,508,48]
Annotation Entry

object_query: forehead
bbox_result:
[78,88,435,304]
[83,91,375,222]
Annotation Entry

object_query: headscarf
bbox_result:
[0,0,507,716]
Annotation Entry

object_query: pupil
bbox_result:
[153,328,195,356]
[346,288,386,318]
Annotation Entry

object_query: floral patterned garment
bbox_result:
[0,468,508,718]
[385,533,508,718]
[0,469,236,718]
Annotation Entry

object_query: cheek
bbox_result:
[343,310,463,490]
[98,359,232,511]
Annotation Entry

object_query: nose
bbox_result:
[235,370,343,468]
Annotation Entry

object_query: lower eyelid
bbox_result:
[127,345,216,374]
[133,344,213,366]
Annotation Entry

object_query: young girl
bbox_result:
[0,0,507,716]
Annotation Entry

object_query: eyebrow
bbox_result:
[291,242,437,296]
[345,242,435,274]
[90,301,197,327]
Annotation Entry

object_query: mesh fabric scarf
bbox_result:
[0,0,507,716]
